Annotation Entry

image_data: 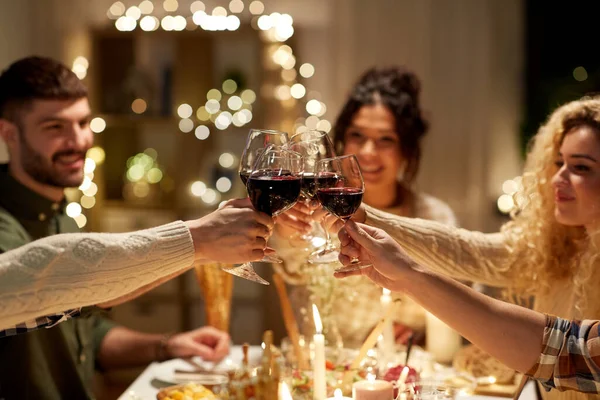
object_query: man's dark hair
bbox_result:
[0,56,88,121]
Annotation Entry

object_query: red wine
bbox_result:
[301,172,339,199]
[247,175,302,216]
[240,171,251,185]
[317,187,363,220]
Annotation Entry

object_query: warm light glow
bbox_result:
[383,288,391,296]
[316,101,327,117]
[312,304,323,334]
[172,15,187,31]
[177,103,193,119]
[216,177,232,193]
[140,15,159,31]
[215,112,232,130]
[333,389,343,399]
[305,116,319,129]
[497,194,514,214]
[275,85,291,101]
[201,188,220,204]
[79,177,92,191]
[195,125,210,140]
[73,56,89,70]
[179,118,194,133]
[281,68,297,82]
[72,64,87,80]
[222,79,238,94]
[279,382,293,400]
[196,106,210,121]
[84,158,96,174]
[249,0,264,15]
[229,0,244,13]
[290,83,306,99]
[316,119,332,133]
[257,15,272,30]
[241,89,256,104]
[83,182,98,197]
[161,15,174,30]
[90,117,106,133]
[147,168,163,183]
[306,99,322,115]
[116,16,137,31]
[212,6,227,16]
[573,66,588,82]
[205,99,220,114]
[139,0,154,14]
[227,96,243,110]
[219,153,235,168]
[74,214,87,228]
[80,196,96,209]
[191,181,207,197]
[281,55,296,70]
[126,6,141,20]
[226,15,240,31]
[299,63,315,78]
[87,147,106,165]
[109,1,126,17]
[163,0,178,12]
[207,88,222,101]
[239,109,253,123]
[190,0,205,13]
[133,181,150,197]
[66,202,82,218]
[502,179,518,195]
[131,98,147,114]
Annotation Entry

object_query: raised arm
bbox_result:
[364,205,516,287]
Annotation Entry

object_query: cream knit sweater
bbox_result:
[365,205,595,400]
[0,221,195,331]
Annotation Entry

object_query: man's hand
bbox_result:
[334,221,419,292]
[187,198,274,264]
[166,326,230,362]
[273,201,313,238]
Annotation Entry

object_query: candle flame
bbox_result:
[334,388,343,399]
[279,382,293,400]
[383,288,391,296]
[312,304,323,334]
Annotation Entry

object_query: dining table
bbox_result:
[117,345,538,400]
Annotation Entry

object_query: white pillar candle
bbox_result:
[352,380,393,400]
[280,381,293,400]
[326,388,352,400]
[425,311,462,364]
[379,289,395,362]
[312,304,327,400]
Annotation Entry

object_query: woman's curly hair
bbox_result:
[503,97,600,317]
[333,66,428,185]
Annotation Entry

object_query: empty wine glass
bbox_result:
[314,154,371,271]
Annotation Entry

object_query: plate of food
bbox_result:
[156,382,216,400]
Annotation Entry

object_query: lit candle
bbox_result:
[425,311,462,364]
[326,388,352,400]
[352,379,393,400]
[312,304,326,400]
[279,381,293,400]
[379,289,395,362]
[396,366,410,392]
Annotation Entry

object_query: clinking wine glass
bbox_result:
[287,130,337,253]
[225,129,289,285]
[239,129,289,186]
[224,147,304,285]
[314,154,372,271]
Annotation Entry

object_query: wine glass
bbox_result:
[287,130,339,261]
[239,129,289,186]
[225,129,289,285]
[314,154,371,271]
[224,147,304,285]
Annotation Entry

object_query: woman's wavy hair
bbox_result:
[332,66,428,186]
[503,97,600,317]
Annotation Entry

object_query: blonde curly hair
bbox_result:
[502,97,600,317]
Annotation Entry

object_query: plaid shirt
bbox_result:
[0,309,81,338]
[527,315,600,393]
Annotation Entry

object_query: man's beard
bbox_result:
[19,134,87,189]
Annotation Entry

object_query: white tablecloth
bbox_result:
[118,346,538,400]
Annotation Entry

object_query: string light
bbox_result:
[90,117,106,133]
[249,1,264,15]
